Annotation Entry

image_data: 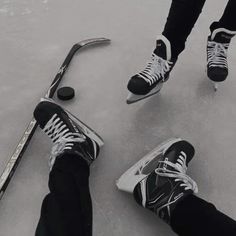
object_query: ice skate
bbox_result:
[116,137,182,193]
[34,99,103,168]
[118,139,198,224]
[127,35,177,104]
[207,27,236,91]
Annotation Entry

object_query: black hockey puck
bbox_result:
[57,86,75,100]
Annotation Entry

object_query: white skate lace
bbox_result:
[138,53,173,85]
[43,114,85,168]
[155,152,198,193]
[207,41,229,68]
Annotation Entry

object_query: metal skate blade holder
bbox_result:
[213,82,219,92]
[116,138,182,193]
[126,82,163,104]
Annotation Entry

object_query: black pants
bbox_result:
[35,154,236,236]
[171,194,236,236]
[162,0,236,58]
[35,154,92,236]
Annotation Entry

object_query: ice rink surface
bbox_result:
[0,0,236,235]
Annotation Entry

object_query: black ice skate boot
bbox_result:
[117,138,198,224]
[207,27,236,91]
[127,35,177,104]
[34,99,104,169]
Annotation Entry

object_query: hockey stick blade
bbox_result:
[0,38,110,200]
[46,38,111,98]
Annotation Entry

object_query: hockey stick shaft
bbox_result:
[0,45,80,200]
[46,44,83,99]
[0,38,110,200]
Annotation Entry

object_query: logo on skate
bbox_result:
[221,34,231,39]
[58,65,67,75]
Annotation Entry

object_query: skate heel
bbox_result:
[116,137,182,193]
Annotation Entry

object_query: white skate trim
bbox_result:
[148,192,164,205]
[157,35,172,61]
[126,82,163,104]
[140,178,147,207]
[40,98,104,147]
[68,111,104,147]
[211,28,236,41]
[158,191,183,218]
[116,138,182,193]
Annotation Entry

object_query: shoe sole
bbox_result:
[116,137,182,193]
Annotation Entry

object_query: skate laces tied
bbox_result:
[43,114,86,168]
[155,153,198,193]
[139,53,172,85]
[207,41,229,68]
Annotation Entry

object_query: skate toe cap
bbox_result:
[127,75,150,95]
[34,101,62,128]
[208,68,228,82]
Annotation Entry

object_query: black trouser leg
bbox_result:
[171,194,236,236]
[162,0,206,58]
[211,0,236,32]
[218,0,236,31]
[35,154,92,236]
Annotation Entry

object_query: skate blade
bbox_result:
[116,137,182,193]
[213,82,219,92]
[126,82,163,104]
[41,98,104,147]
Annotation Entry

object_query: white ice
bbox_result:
[0,0,235,235]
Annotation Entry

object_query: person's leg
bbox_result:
[117,138,236,236]
[214,0,236,31]
[171,194,236,236]
[35,155,92,236]
[206,0,236,90]
[34,99,103,236]
[117,138,198,223]
[162,0,206,58]
[127,0,206,104]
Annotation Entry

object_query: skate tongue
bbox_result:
[157,150,179,172]
[153,35,172,60]
[211,29,236,43]
[154,39,168,60]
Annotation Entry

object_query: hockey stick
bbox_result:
[0,38,110,200]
